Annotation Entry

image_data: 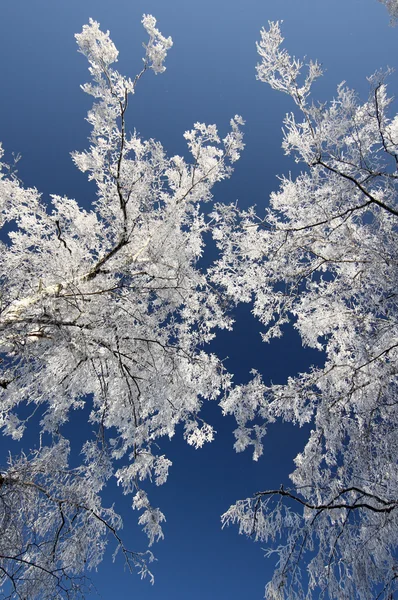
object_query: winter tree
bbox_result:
[379,0,398,24]
[213,21,398,600]
[0,15,244,599]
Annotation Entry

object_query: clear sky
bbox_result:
[0,1,396,599]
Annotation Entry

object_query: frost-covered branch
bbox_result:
[0,14,244,598]
[0,441,154,600]
[378,0,398,24]
[212,21,398,600]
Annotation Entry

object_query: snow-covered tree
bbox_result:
[0,15,244,598]
[0,440,154,600]
[379,0,398,24]
[213,21,398,600]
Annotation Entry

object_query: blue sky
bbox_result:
[0,1,396,598]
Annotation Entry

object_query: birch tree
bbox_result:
[213,21,398,600]
[0,15,244,599]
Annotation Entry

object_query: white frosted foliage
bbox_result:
[213,21,398,600]
[0,14,243,599]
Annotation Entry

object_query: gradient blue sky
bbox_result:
[0,1,396,598]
